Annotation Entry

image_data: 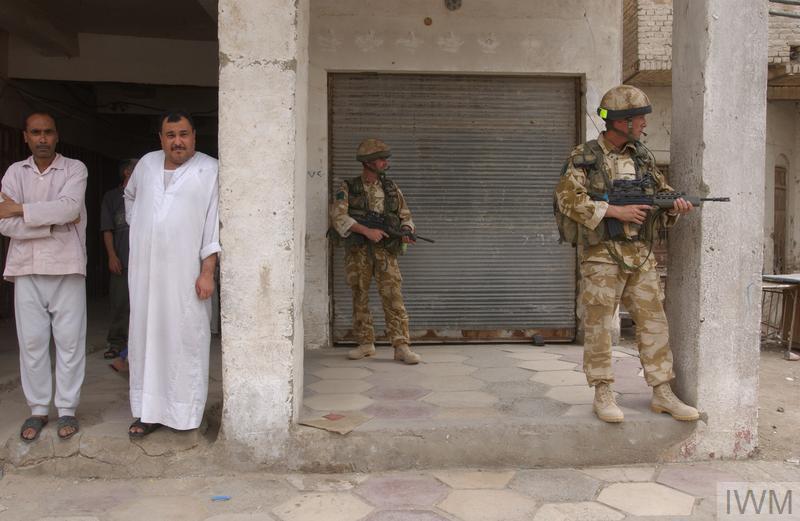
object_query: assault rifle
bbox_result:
[591,179,730,240]
[356,210,435,243]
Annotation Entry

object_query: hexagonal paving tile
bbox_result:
[366,385,430,401]
[432,470,516,489]
[312,368,372,380]
[416,363,477,377]
[509,469,601,502]
[463,354,520,368]
[438,489,538,521]
[579,466,656,482]
[533,501,624,521]
[355,475,449,508]
[529,370,586,387]
[303,394,374,411]
[561,404,595,417]
[597,482,696,516]
[363,400,438,419]
[435,407,502,420]
[657,464,743,497]
[608,376,650,394]
[419,376,485,392]
[486,381,550,399]
[504,352,563,361]
[363,511,451,521]
[307,380,374,394]
[318,357,376,368]
[205,514,277,521]
[517,360,577,372]
[416,353,468,363]
[507,397,568,418]
[421,391,498,408]
[545,386,596,405]
[472,367,533,383]
[273,492,373,521]
[285,474,368,492]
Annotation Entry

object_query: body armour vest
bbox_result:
[345,176,403,254]
[554,139,660,247]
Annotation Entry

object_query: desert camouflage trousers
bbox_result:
[344,244,410,348]
[580,260,675,387]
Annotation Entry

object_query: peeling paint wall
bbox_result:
[669,0,765,459]
[218,0,309,459]
[304,0,623,349]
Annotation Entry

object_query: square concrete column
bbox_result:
[217,0,309,463]
[668,0,766,458]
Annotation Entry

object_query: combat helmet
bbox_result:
[356,138,391,163]
[597,85,652,121]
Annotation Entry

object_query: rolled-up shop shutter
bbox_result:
[329,73,579,343]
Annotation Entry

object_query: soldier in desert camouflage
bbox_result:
[330,139,421,364]
[554,85,700,423]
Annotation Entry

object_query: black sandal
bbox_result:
[57,416,80,440]
[20,416,48,443]
[128,419,162,438]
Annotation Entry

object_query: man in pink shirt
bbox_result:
[0,112,88,442]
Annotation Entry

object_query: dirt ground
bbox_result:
[755,343,800,461]
[620,327,800,461]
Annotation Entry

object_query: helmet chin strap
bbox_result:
[608,118,641,144]
[364,161,390,177]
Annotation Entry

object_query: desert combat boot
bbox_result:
[650,383,700,421]
[394,344,421,365]
[348,343,376,360]
[593,382,624,423]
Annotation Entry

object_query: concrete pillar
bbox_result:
[668,0,766,458]
[217,0,309,463]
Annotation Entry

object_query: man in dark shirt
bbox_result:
[100,159,137,363]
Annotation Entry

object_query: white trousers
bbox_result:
[14,274,86,417]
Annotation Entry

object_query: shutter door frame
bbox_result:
[328,72,581,344]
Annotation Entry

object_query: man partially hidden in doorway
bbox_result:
[330,138,422,364]
[101,158,137,371]
[125,111,220,437]
[0,111,88,441]
[554,85,700,424]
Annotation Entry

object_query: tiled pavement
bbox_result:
[2,460,799,520]
[1,342,692,475]
[301,344,654,430]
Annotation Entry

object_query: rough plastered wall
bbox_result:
[645,90,800,275]
[764,102,800,273]
[638,86,671,165]
[304,0,622,349]
[669,0,766,459]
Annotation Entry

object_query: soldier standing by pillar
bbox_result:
[554,85,700,423]
[330,139,421,364]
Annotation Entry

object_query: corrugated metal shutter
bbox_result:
[329,73,578,343]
